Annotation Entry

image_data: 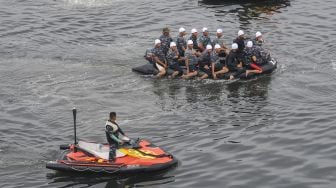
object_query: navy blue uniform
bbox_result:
[159,35,173,55]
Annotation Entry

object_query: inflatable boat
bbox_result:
[132,58,277,80]
[46,109,177,174]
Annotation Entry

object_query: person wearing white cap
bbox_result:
[198,27,212,52]
[253,31,264,47]
[212,44,229,79]
[176,27,187,56]
[198,44,216,79]
[212,28,227,49]
[243,41,263,76]
[152,39,167,78]
[166,42,183,78]
[225,43,247,80]
[182,40,200,79]
[233,29,246,53]
[188,28,199,51]
[159,27,173,56]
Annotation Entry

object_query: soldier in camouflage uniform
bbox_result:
[167,42,183,78]
[226,43,247,80]
[198,27,212,52]
[176,27,187,57]
[252,31,264,47]
[159,27,173,56]
[244,41,263,76]
[212,29,229,51]
[213,44,229,79]
[182,40,200,79]
[198,44,216,79]
[152,39,167,78]
[188,28,199,51]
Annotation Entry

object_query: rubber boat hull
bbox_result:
[132,58,277,79]
[46,140,178,174]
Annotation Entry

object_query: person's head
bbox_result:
[206,44,212,53]
[191,28,198,37]
[170,42,177,50]
[246,41,253,48]
[187,40,193,49]
[154,39,161,48]
[256,31,262,39]
[237,30,244,39]
[179,27,186,36]
[109,112,116,121]
[216,29,223,38]
[162,27,170,36]
[202,27,209,36]
[214,44,221,53]
[231,43,238,52]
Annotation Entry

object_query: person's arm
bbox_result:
[176,49,180,57]
[106,125,123,144]
[112,122,126,136]
[109,134,123,144]
[154,57,166,67]
[185,58,190,74]
[252,55,257,63]
[211,62,216,79]
[118,126,126,136]
[198,44,205,52]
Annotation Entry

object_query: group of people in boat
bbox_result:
[144,27,271,79]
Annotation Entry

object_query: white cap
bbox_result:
[238,30,244,36]
[246,41,253,48]
[170,42,176,47]
[179,27,186,33]
[202,27,208,32]
[206,44,212,50]
[187,40,193,45]
[232,43,238,50]
[191,28,197,33]
[214,44,221,49]
[256,31,262,38]
[217,29,223,33]
[154,39,161,45]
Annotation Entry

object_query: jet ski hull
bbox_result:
[46,140,178,174]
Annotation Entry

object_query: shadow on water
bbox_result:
[46,167,177,188]
[198,0,291,27]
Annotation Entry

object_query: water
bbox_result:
[1,0,336,187]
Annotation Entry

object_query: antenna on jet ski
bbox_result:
[73,108,77,152]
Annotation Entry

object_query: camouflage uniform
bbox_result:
[198,50,216,76]
[159,35,173,55]
[176,35,187,56]
[144,48,155,64]
[198,35,212,49]
[188,35,199,50]
[166,49,179,66]
[212,36,225,47]
[152,47,166,63]
[212,50,227,70]
[184,48,199,71]
[244,45,263,65]
[252,38,264,47]
[167,49,183,74]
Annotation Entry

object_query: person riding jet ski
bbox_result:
[105,112,130,162]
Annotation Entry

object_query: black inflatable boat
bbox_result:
[132,58,277,80]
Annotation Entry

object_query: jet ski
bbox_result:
[46,109,178,174]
